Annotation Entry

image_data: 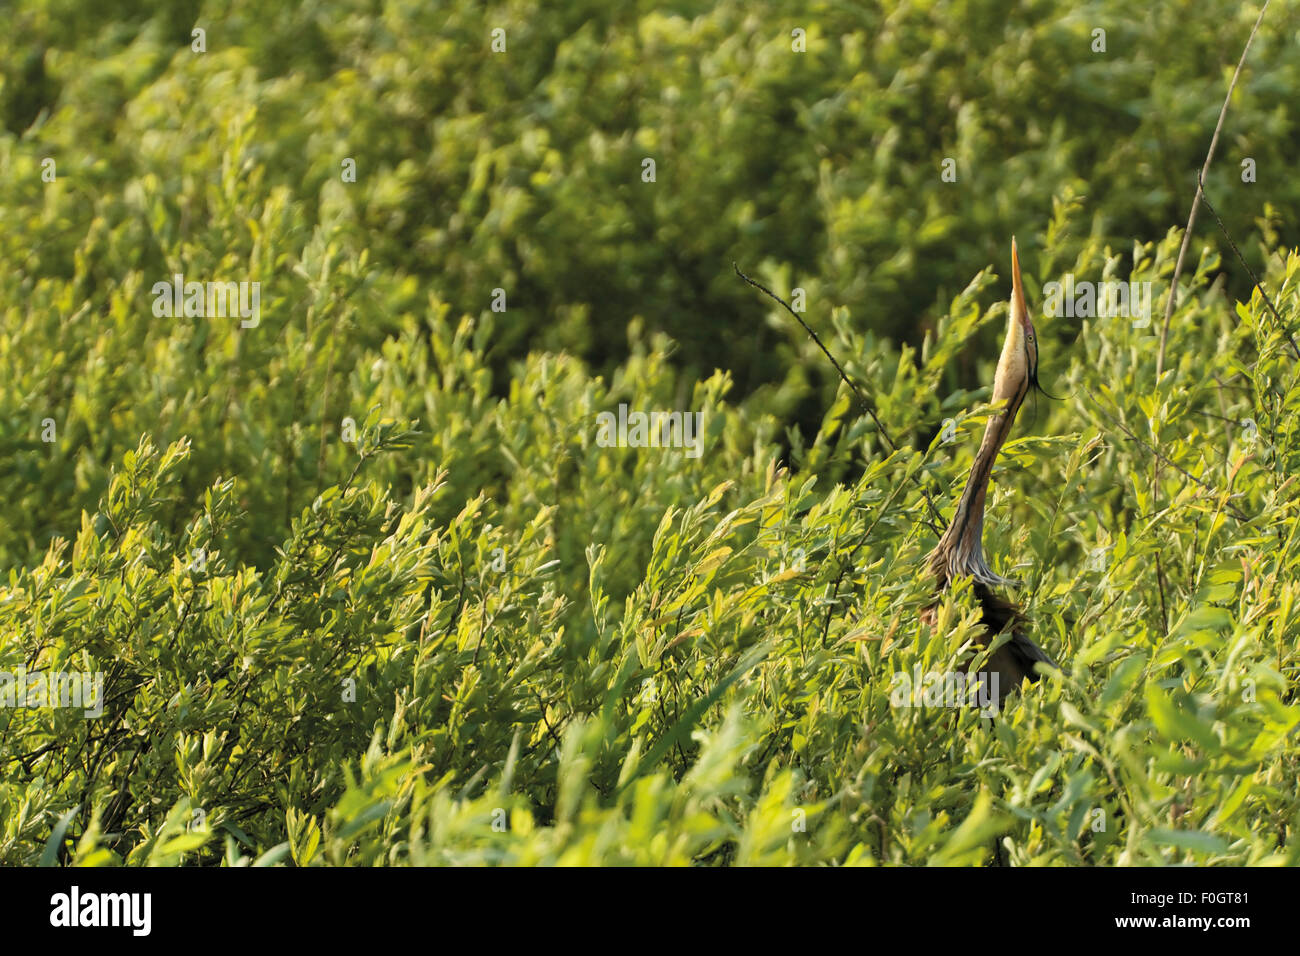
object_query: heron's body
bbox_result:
[924,239,1057,700]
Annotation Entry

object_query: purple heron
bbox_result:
[923,238,1057,697]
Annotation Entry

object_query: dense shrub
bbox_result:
[1,1,1298,865]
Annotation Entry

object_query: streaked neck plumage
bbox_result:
[929,240,1034,589]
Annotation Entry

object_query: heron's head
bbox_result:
[992,237,1040,405]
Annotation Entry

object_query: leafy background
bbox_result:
[1,0,1299,865]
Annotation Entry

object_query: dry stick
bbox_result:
[1195,173,1300,360]
[734,263,896,448]
[733,263,944,533]
[1156,0,1270,378]
[1149,1,1269,636]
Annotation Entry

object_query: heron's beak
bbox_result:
[1011,236,1031,335]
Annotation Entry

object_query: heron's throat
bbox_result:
[993,301,1029,404]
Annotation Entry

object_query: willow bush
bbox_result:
[1,0,1298,865]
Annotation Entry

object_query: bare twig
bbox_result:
[734,263,897,449]
[733,262,944,533]
[1156,0,1270,377]
[1195,173,1299,359]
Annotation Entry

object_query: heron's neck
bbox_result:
[932,385,1026,587]
[953,403,1019,529]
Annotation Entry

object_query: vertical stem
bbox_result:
[1156,0,1270,378]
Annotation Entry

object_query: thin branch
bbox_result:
[1156,0,1270,377]
[1195,173,1299,359]
[1154,552,1169,637]
[734,262,943,532]
[734,263,897,449]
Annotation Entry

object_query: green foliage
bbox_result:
[4,1,1298,412]
[1,1,1299,866]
